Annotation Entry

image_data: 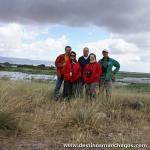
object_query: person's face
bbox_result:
[83,48,89,57]
[103,52,108,58]
[65,48,71,55]
[70,54,76,60]
[90,55,95,62]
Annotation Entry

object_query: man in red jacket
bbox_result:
[83,53,102,100]
[54,46,71,100]
[63,51,81,100]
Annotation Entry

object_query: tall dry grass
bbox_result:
[0,79,150,148]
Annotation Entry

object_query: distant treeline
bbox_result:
[0,62,55,70]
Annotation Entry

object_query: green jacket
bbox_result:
[98,57,120,81]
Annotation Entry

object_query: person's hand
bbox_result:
[111,72,116,82]
[63,63,66,66]
[70,72,73,76]
[113,71,116,75]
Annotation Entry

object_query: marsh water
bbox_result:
[0,71,150,84]
[0,71,57,81]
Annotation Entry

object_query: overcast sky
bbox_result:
[0,0,150,72]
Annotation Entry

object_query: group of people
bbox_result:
[53,46,120,101]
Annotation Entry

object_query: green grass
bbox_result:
[125,83,150,92]
[117,71,150,79]
[0,66,56,75]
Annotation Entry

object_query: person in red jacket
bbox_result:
[83,53,102,100]
[53,46,71,100]
[63,51,81,100]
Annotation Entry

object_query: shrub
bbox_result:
[0,111,19,135]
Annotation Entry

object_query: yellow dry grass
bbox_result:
[0,79,150,149]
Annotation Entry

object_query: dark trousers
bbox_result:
[63,81,73,98]
[78,77,85,97]
[72,80,81,97]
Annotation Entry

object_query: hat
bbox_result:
[102,49,109,53]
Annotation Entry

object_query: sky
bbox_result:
[0,0,150,72]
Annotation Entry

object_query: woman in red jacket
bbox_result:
[83,53,102,100]
[63,51,81,100]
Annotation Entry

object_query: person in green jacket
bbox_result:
[98,49,120,100]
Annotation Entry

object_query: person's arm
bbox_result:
[113,59,120,74]
[83,64,88,83]
[78,57,82,66]
[64,61,71,81]
[78,57,80,63]
[98,59,102,65]
[99,63,102,77]
[55,55,65,68]
[75,64,82,81]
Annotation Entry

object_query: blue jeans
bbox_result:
[54,75,64,98]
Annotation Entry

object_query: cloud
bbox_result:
[81,37,150,72]
[81,38,139,55]
[0,23,69,60]
[0,0,150,52]
[0,0,150,72]
[113,32,150,50]
[0,0,150,34]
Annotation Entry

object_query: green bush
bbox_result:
[0,111,19,135]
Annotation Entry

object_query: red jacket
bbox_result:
[64,60,81,82]
[83,62,102,84]
[55,54,67,77]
